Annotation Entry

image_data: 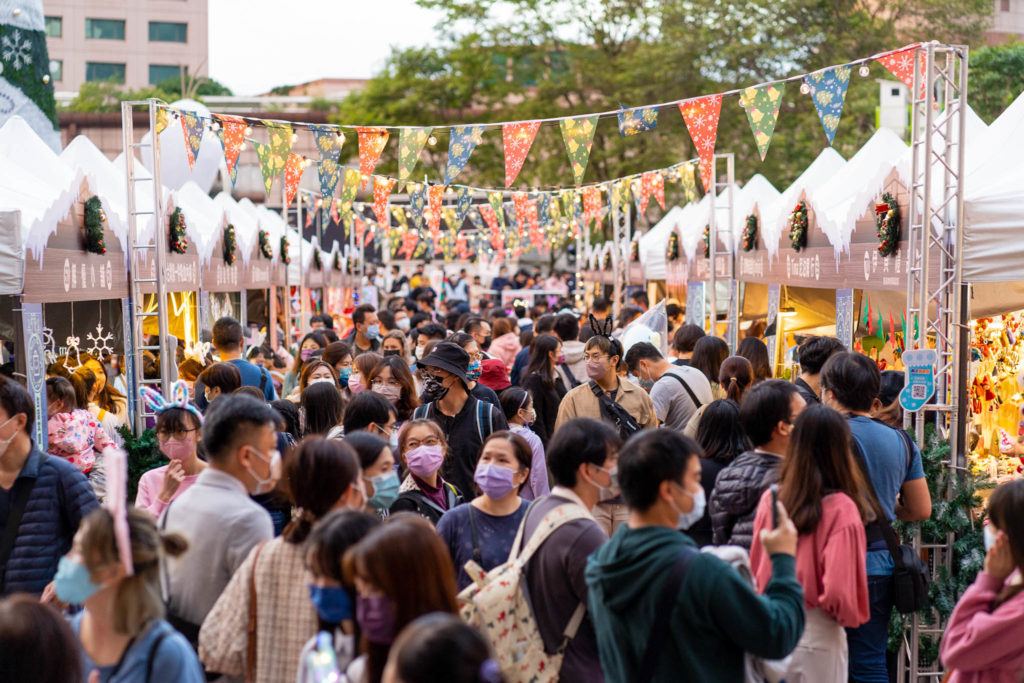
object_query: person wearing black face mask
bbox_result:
[463,317,493,359]
[411,343,508,498]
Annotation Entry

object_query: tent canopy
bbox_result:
[639,205,685,280]
[762,147,846,258]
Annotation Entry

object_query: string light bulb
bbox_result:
[427,135,437,146]
[239,143,247,152]
[799,82,811,95]
[291,133,298,144]
[244,126,252,136]
[859,64,870,77]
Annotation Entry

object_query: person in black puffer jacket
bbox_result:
[709,380,805,550]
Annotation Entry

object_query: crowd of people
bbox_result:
[0,272,1020,683]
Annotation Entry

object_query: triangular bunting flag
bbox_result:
[679,94,722,193]
[559,115,599,185]
[537,193,551,227]
[445,125,484,184]
[253,141,278,195]
[311,124,345,159]
[803,65,852,145]
[426,185,444,237]
[455,186,473,226]
[264,122,294,174]
[739,83,785,161]
[355,127,389,188]
[372,176,396,227]
[215,114,246,185]
[679,163,698,203]
[180,111,204,170]
[340,168,361,206]
[487,192,506,229]
[502,122,541,188]
[156,106,170,135]
[398,127,432,183]
[639,171,656,216]
[876,46,925,97]
[617,105,658,137]
[479,204,500,234]
[650,172,665,211]
[512,192,529,235]
[330,199,341,226]
[284,154,305,209]
[317,158,340,199]
[409,183,426,229]
[582,186,602,229]
[631,178,644,217]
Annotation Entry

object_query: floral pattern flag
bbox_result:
[502,122,541,188]
[373,176,397,226]
[156,106,170,135]
[310,124,344,198]
[537,192,552,227]
[340,168,361,205]
[180,111,204,169]
[253,141,277,195]
[409,183,426,229]
[679,94,722,193]
[426,185,444,239]
[215,114,247,185]
[582,185,602,229]
[512,192,529,235]
[617,105,658,137]
[445,125,484,184]
[264,121,294,174]
[284,154,305,209]
[317,158,340,199]
[876,46,925,97]
[455,186,473,226]
[398,127,432,183]
[739,83,785,161]
[355,127,390,188]
[487,191,506,229]
[559,115,599,185]
[803,65,851,145]
[678,162,698,203]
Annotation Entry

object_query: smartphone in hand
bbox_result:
[770,484,779,529]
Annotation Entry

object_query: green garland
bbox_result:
[742,214,758,252]
[602,251,612,270]
[789,201,808,252]
[876,192,901,257]
[83,196,106,255]
[702,224,710,259]
[223,224,236,265]
[313,249,323,270]
[169,208,188,254]
[666,232,679,261]
[630,240,639,262]
[332,251,342,271]
[280,236,291,265]
[258,229,273,259]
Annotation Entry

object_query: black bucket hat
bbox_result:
[420,342,470,388]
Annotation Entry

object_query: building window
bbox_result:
[44,16,61,38]
[49,59,62,82]
[85,18,126,40]
[1001,0,1010,10]
[85,62,125,83]
[149,21,187,43]
[149,64,183,85]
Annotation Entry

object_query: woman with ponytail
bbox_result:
[685,355,753,438]
[199,437,365,683]
[61,506,203,682]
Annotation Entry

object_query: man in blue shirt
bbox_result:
[195,317,277,410]
[820,352,931,683]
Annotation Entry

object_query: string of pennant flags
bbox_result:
[162,43,927,260]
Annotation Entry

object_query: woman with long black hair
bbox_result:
[520,334,565,447]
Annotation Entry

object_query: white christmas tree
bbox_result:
[0,0,59,150]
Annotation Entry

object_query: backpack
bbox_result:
[458,502,590,683]
[413,399,494,443]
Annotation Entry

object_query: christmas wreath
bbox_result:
[742,214,758,252]
[332,251,342,271]
[84,196,106,255]
[602,251,612,270]
[876,192,900,257]
[258,229,273,259]
[313,249,323,270]
[666,232,679,261]
[630,241,639,262]
[223,224,236,265]
[703,224,711,258]
[280,235,290,265]
[169,208,188,254]
[789,201,808,252]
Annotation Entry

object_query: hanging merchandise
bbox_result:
[83,196,106,255]
[85,323,115,358]
[169,208,188,254]
[876,192,901,257]
[223,224,236,265]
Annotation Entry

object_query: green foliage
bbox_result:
[887,424,994,666]
[968,41,1024,123]
[117,424,164,503]
[309,97,340,112]
[269,84,294,96]
[62,76,233,113]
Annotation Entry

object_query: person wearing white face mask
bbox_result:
[200,437,366,683]
[159,394,280,650]
[585,429,805,683]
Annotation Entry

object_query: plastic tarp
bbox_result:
[761,148,846,259]
[639,205,687,280]
[0,210,22,295]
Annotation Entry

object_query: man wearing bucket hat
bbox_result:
[412,342,508,497]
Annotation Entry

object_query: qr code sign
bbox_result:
[911,385,927,399]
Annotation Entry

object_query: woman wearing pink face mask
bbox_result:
[389,420,462,526]
[135,386,206,518]
[348,352,383,398]
[367,356,419,427]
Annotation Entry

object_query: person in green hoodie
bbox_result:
[585,429,805,683]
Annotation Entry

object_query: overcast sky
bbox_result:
[208,1,443,96]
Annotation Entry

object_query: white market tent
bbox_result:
[761,147,846,258]
[639,205,686,280]
[728,174,780,251]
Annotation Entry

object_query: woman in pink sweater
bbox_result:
[751,404,872,683]
[487,317,522,371]
[940,479,1024,682]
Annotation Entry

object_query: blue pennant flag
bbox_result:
[455,186,473,226]
[617,105,658,137]
[803,65,851,145]
[445,125,484,185]
[409,183,426,229]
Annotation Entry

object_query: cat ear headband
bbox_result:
[139,380,204,424]
[183,341,211,367]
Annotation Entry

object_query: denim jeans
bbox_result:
[846,574,894,683]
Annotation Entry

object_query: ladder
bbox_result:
[121,99,174,433]
[707,153,737,350]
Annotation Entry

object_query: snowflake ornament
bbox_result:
[42,326,56,365]
[1,30,32,71]
[86,323,115,358]
[63,336,83,372]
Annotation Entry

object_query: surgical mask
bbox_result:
[519,408,536,427]
[556,353,566,365]
[367,471,400,511]
[54,556,101,604]
[585,359,607,380]
[373,383,402,404]
[366,324,381,340]
[383,349,402,357]
[589,464,620,502]
[414,345,426,360]
[310,377,336,386]
[348,373,365,395]
[475,463,516,499]
[160,436,194,462]
[246,446,281,495]
[421,375,449,402]
[356,594,396,645]
[405,444,444,478]
[984,524,997,553]
[308,584,352,624]
[300,348,316,362]
[396,318,411,331]
[0,416,18,458]
[467,360,483,381]
[337,367,351,388]
[672,482,706,530]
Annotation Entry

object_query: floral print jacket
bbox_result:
[47,409,114,473]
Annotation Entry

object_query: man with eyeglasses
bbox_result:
[411,342,508,497]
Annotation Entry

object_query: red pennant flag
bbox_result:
[502,122,541,188]
[651,172,665,210]
[679,94,723,193]
[215,114,246,183]
[284,154,306,210]
[526,200,544,251]
[329,199,341,225]
[426,185,444,240]
[354,216,367,246]
[639,171,656,215]
[305,208,314,228]
[512,191,529,235]
[355,127,389,188]
[876,45,925,97]
[399,231,419,260]
[582,186,602,229]
[372,176,396,226]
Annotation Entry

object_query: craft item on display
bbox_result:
[280,235,290,265]
[876,192,900,256]
[899,348,937,412]
[502,121,541,188]
[617,105,658,137]
[169,208,188,254]
[559,115,599,185]
[222,224,236,265]
[83,196,106,255]
[789,202,808,252]
[679,94,723,192]
[355,127,389,188]
[742,214,758,251]
[85,323,115,358]
[446,125,484,184]
[802,65,852,145]
[739,83,785,161]
[398,127,432,183]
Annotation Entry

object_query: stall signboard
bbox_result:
[201,229,245,293]
[306,249,327,289]
[20,301,47,447]
[243,242,286,289]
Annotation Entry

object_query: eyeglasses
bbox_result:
[405,436,440,449]
[583,354,609,362]
[156,428,197,441]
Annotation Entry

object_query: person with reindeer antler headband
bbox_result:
[134,381,207,518]
[554,314,658,536]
